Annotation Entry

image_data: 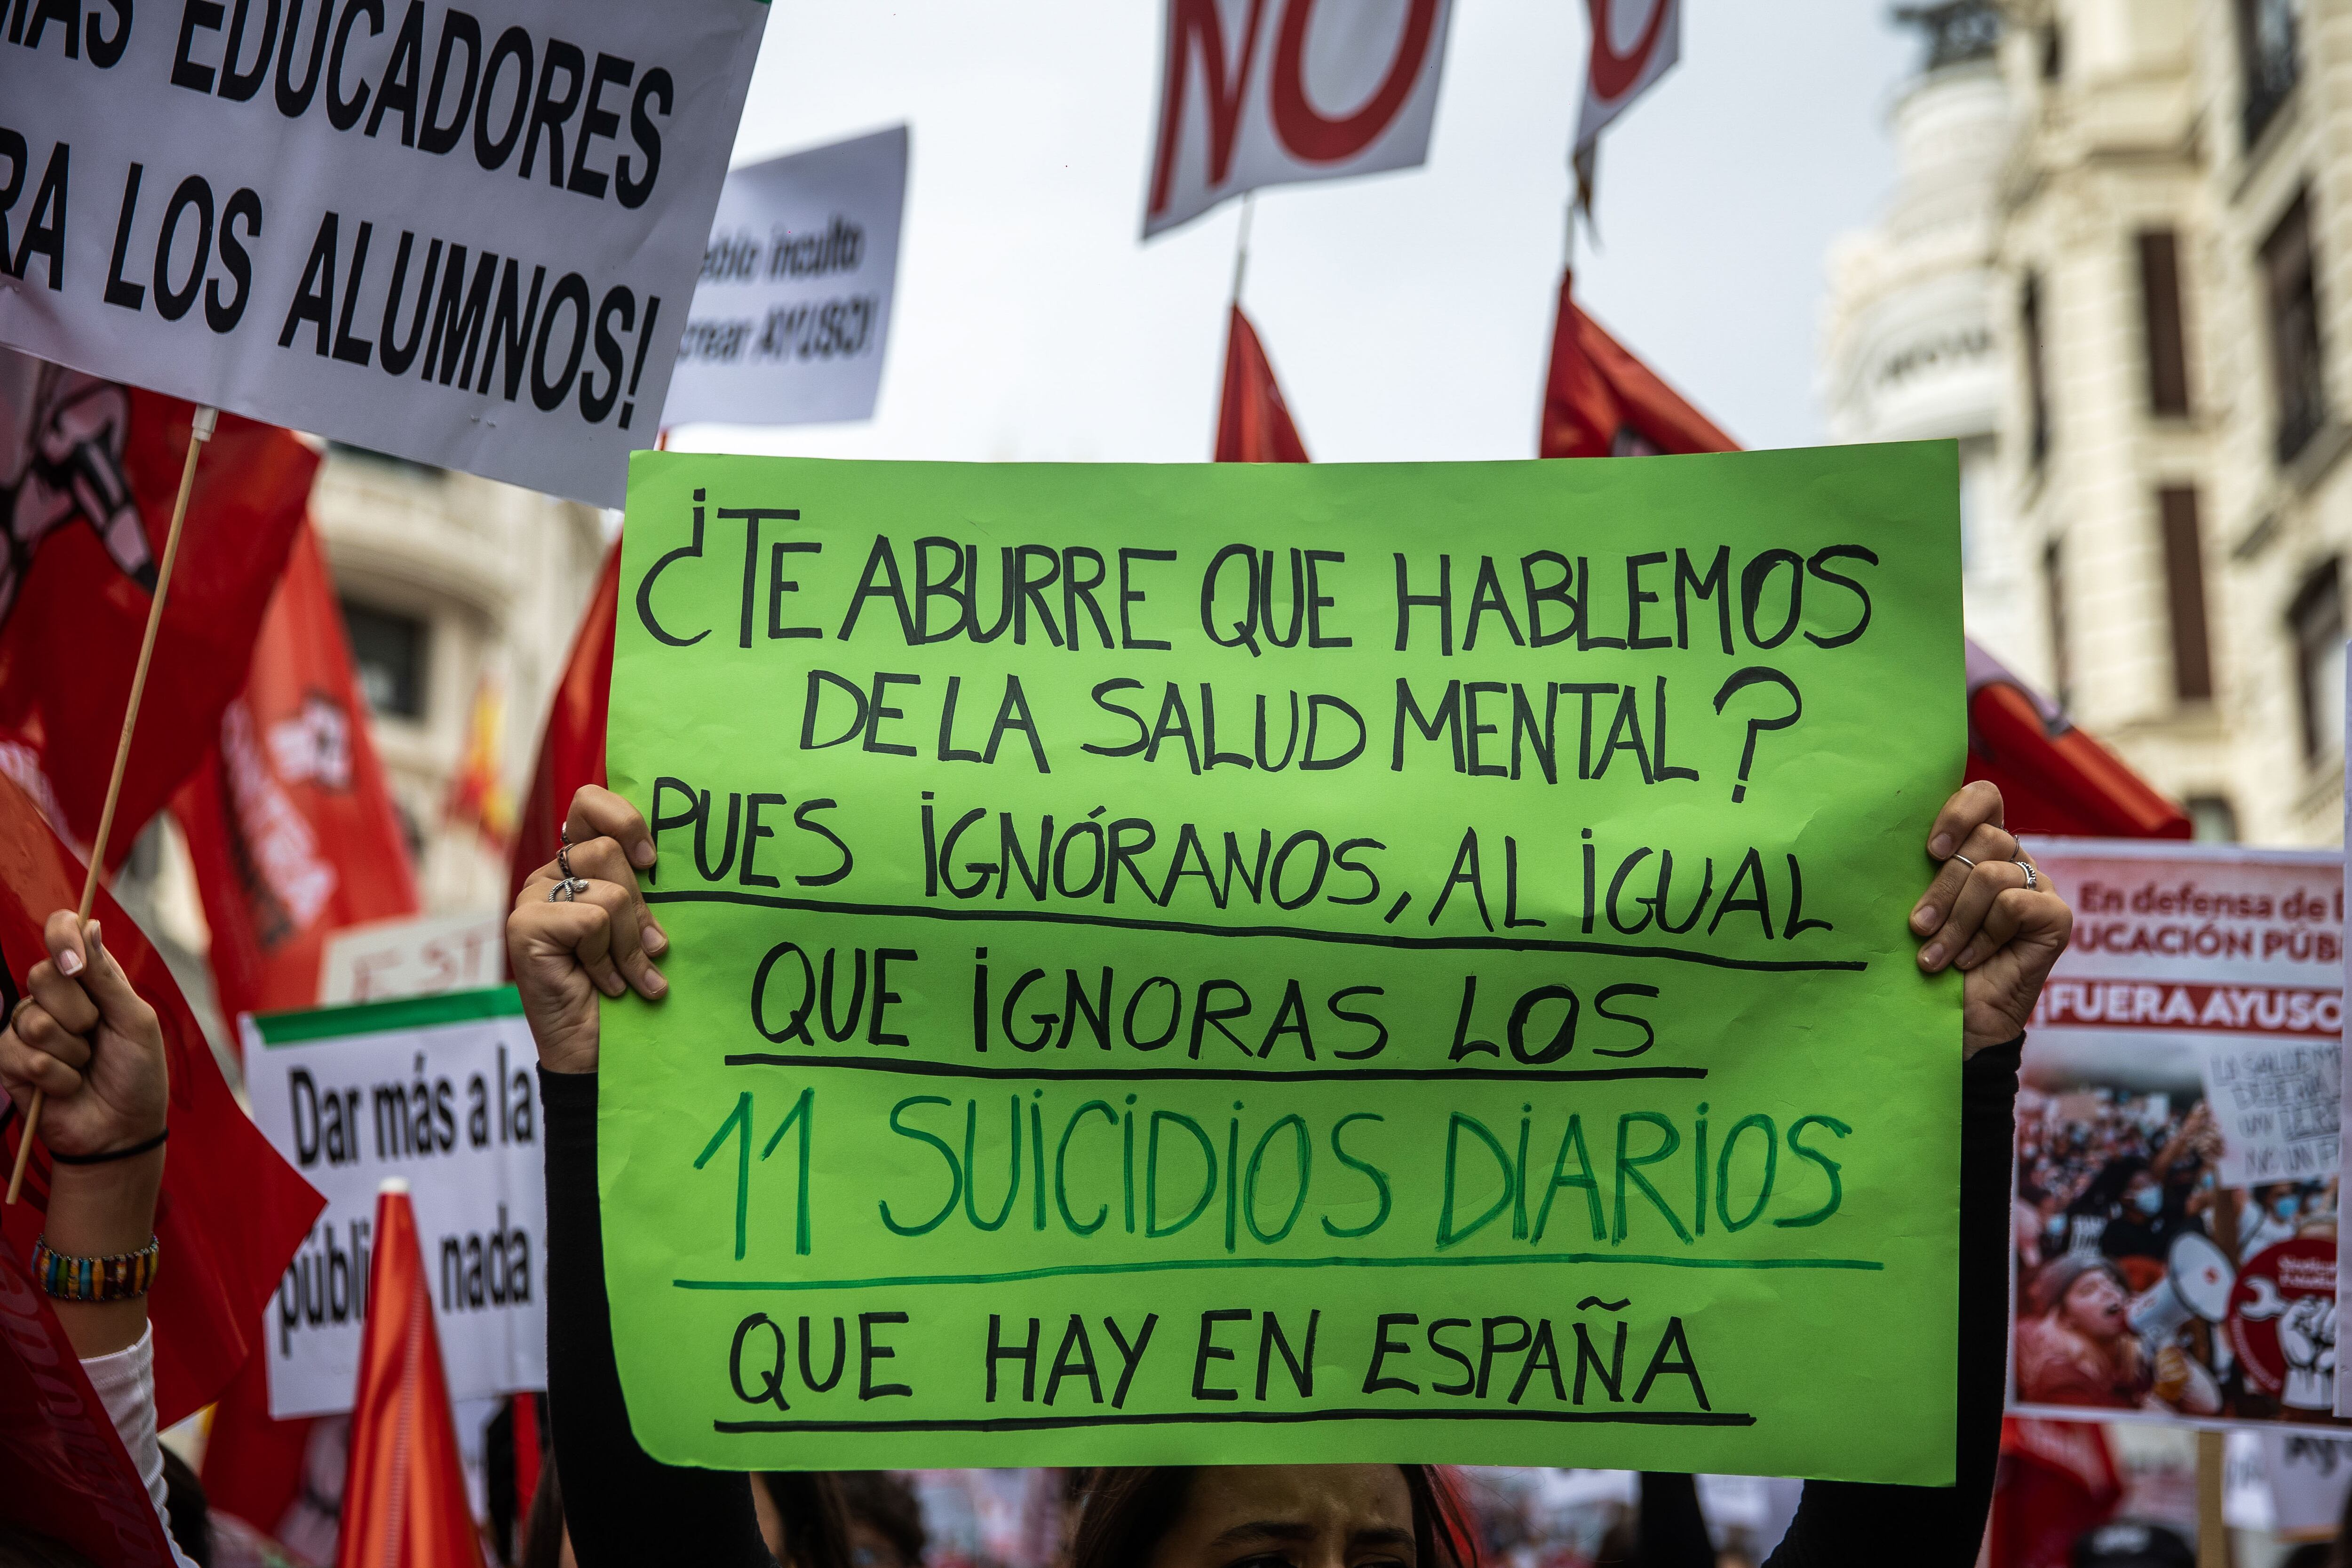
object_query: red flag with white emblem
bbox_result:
[0,350,316,870]
[172,522,421,1020]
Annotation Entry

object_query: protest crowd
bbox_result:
[7,0,2352,1567]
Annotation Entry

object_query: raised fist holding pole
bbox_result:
[5,403,215,1206]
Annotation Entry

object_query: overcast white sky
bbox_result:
[676,1,1919,465]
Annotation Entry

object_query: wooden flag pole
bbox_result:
[6,405,216,1206]
[1230,190,1255,308]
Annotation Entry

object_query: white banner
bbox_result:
[1573,0,1680,164]
[318,910,505,1005]
[662,126,906,430]
[2225,1430,2352,1534]
[242,987,544,1419]
[1142,0,1454,239]
[2203,1038,2342,1187]
[0,0,767,505]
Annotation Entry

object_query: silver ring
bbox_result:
[549,877,589,902]
[2013,859,2038,890]
[1950,853,1976,870]
[557,824,574,881]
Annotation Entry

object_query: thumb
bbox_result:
[76,920,149,1027]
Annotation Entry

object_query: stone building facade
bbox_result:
[1823,0,2352,847]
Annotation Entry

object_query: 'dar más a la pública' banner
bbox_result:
[0,0,765,505]
[598,446,1963,1482]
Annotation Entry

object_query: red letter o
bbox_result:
[1268,0,1441,164]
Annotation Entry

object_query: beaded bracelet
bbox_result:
[30,1235,159,1302]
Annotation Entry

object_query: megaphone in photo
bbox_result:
[2131,1231,2236,1345]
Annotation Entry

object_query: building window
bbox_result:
[1895,0,2000,70]
[2137,231,2191,416]
[2042,538,2072,709]
[2185,796,2240,843]
[2157,487,2213,702]
[2022,272,2052,466]
[342,599,428,719]
[2262,191,2326,464]
[2238,0,2300,149]
[2288,559,2344,764]
[2039,22,2062,81]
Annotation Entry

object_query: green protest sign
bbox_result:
[600,445,1963,1481]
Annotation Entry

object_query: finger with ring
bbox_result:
[1921,854,2034,971]
[1914,821,2022,934]
[560,833,670,960]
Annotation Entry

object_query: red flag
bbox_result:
[172,522,421,1020]
[0,1235,180,1565]
[1214,304,1310,463]
[510,1392,543,1539]
[1537,271,1734,458]
[0,770,326,1425]
[337,1181,488,1568]
[0,352,317,869]
[1987,1416,2123,1568]
[1964,641,2192,839]
[509,538,622,905]
[201,1350,319,1543]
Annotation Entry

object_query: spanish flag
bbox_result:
[443,675,514,852]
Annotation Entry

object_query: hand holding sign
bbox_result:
[1910,782,2072,1056]
[507,787,668,1076]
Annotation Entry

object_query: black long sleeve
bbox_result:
[1631,1473,1716,1568]
[1762,1037,2023,1567]
[542,1067,772,1567]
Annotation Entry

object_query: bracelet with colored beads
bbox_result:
[30,1235,159,1301]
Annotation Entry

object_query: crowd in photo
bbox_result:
[2012,1082,2340,1417]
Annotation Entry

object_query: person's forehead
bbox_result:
[1188,1465,1414,1526]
